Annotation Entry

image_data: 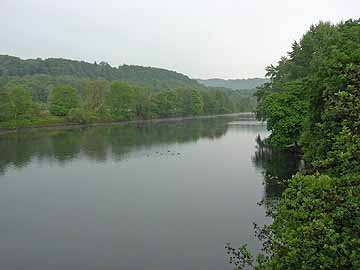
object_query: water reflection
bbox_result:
[252,136,302,207]
[0,118,301,214]
[0,118,229,176]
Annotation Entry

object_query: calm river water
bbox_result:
[0,115,300,270]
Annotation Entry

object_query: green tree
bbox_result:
[150,89,180,118]
[257,81,307,147]
[202,90,230,115]
[178,88,204,116]
[133,87,153,119]
[106,81,137,120]
[302,20,360,175]
[48,84,79,116]
[80,80,108,114]
[0,86,36,121]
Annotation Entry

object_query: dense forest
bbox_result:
[0,56,256,129]
[0,55,201,89]
[227,19,360,270]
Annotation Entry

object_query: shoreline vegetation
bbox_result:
[0,112,253,135]
[227,19,359,270]
[0,55,259,134]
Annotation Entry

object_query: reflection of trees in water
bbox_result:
[0,118,229,175]
[252,136,302,208]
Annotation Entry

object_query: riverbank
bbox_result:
[0,112,255,135]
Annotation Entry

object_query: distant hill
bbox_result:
[196,78,269,90]
[0,55,201,90]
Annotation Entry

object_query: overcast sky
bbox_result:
[1,0,359,79]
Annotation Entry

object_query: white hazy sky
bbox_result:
[1,0,359,79]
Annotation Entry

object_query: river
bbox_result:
[0,114,300,270]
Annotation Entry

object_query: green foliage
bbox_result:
[66,108,95,124]
[80,80,108,114]
[302,20,360,175]
[133,87,153,119]
[256,19,360,175]
[202,90,233,115]
[48,84,79,116]
[150,88,206,117]
[229,90,257,112]
[0,55,201,90]
[0,56,257,128]
[0,86,37,121]
[0,74,85,103]
[106,81,137,120]
[259,81,307,147]
[0,55,257,124]
[151,89,181,117]
[0,77,251,128]
[177,88,204,116]
[227,173,360,270]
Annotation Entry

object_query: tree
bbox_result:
[302,20,360,175]
[80,80,108,114]
[202,90,230,115]
[48,84,79,116]
[106,81,137,120]
[178,88,204,116]
[150,89,180,118]
[133,87,153,119]
[257,81,307,147]
[0,86,36,121]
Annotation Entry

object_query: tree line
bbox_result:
[227,19,360,270]
[0,77,253,128]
